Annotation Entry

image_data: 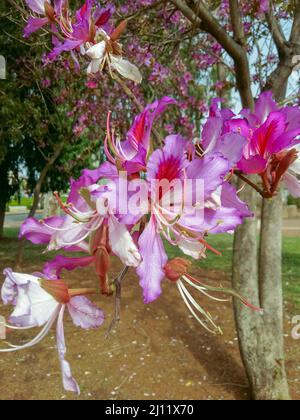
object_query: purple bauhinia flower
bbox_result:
[135,135,252,304]
[0,269,104,394]
[48,1,116,61]
[105,97,177,174]
[23,0,64,38]
[202,92,300,197]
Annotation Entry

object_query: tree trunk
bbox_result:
[254,192,290,400]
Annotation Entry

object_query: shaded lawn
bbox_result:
[1,228,300,310]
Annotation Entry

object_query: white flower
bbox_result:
[86,34,142,84]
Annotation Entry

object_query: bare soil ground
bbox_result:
[0,254,299,400]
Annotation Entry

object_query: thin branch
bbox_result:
[229,0,246,46]
[106,266,129,338]
[290,0,300,46]
[265,0,287,56]
[234,171,265,198]
[123,0,166,21]
[170,0,254,108]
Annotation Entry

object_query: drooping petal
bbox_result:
[137,217,168,304]
[110,55,142,84]
[48,39,83,61]
[108,215,141,267]
[19,216,64,244]
[221,182,253,218]
[186,153,230,200]
[81,162,119,183]
[2,270,59,328]
[43,255,94,279]
[86,41,106,60]
[177,237,206,260]
[67,296,104,329]
[202,207,246,234]
[24,17,49,38]
[87,59,102,74]
[56,306,81,395]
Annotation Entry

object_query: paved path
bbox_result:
[4,213,43,228]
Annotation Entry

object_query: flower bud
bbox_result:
[164,258,192,282]
[40,279,70,304]
[44,2,55,21]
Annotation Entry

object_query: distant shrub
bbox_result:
[287,196,300,208]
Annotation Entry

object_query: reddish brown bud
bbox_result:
[164,258,192,282]
[110,20,127,42]
[44,2,55,21]
[40,279,70,304]
[270,149,298,194]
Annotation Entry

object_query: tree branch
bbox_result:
[265,1,287,56]
[229,0,246,46]
[290,0,300,47]
[106,266,129,338]
[170,0,254,108]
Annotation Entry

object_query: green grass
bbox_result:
[9,197,33,207]
[165,233,300,310]
[1,229,300,310]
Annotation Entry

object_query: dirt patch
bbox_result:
[0,259,299,400]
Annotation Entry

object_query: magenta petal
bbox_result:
[68,296,105,329]
[67,175,95,210]
[56,306,80,395]
[128,97,177,152]
[48,39,83,61]
[237,155,267,174]
[186,153,230,200]
[147,135,188,182]
[24,17,48,38]
[203,207,246,234]
[269,128,300,154]
[217,133,248,167]
[81,162,118,183]
[254,91,278,124]
[201,117,223,152]
[137,217,168,304]
[43,255,94,279]
[221,182,253,217]
[19,216,64,244]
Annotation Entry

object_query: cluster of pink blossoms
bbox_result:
[1,0,300,395]
[24,0,142,83]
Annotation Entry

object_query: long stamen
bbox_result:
[185,275,263,313]
[177,281,222,335]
